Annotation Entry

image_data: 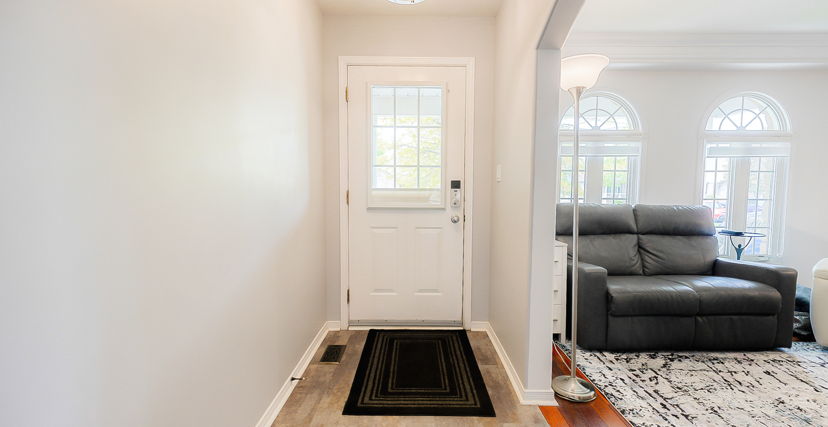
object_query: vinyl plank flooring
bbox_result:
[273,330,546,426]
[468,331,500,366]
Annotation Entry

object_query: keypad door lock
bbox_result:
[450,180,462,208]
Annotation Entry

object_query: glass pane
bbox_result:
[717,158,730,171]
[372,87,395,126]
[419,167,440,189]
[560,171,573,198]
[395,88,418,126]
[396,167,417,188]
[758,172,773,198]
[369,86,445,207]
[748,172,759,198]
[715,172,729,198]
[760,157,774,171]
[712,202,727,228]
[705,95,784,131]
[419,128,441,166]
[616,156,628,171]
[560,111,575,130]
[705,157,716,171]
[602,172,614,198]
[595,109,613,130]
[615,172,628,196]
[603,157,615,170]
[747,200,758,227]
[419,88,442,126]
[370,85,444,196]
[722,112,741,130]
[374,128,394,165]
[374,167,394,189]
[755,200,771,227]
[703,172,716,199]
[561,156,572,171]
[395,128,418,166]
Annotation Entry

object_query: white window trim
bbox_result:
[697,92,791,262]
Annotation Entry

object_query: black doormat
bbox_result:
[343,329,495,417]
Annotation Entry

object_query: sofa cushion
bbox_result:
[556,203,636,235]
[557,235,642,275]
[557,204,643,275]
[607,316,695,350]
[633,204,719,275]
[656,275,782,315]
[693,315,778,349]
[633,204,716,235]
[607,276,699,316]
[638,235,719,275]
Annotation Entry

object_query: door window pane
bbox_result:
[369,85,445,208]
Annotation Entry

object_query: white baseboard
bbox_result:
[468,320,490,331]
[473,321,557,406]
[254,320,340,427]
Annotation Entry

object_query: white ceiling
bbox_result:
[317,0,503,16]
[571,0,828,33]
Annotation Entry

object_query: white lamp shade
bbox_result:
[560,54,609,91]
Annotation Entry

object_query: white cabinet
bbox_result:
[551,240,567,336]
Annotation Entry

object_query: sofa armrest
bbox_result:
[713,257,797,347]
[567,261,609,349]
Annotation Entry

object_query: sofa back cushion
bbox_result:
[633,205,718,275]
[556,204,643,275]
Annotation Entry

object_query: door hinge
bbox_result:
[345,190,349,205]
[345,86,349,103]
[347,289,350,304]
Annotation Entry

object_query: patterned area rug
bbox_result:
[559,342,828,426]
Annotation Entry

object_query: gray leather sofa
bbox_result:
[556,204,797,351]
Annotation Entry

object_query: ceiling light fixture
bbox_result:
[387,0,425,4]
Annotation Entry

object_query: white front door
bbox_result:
[347,65,467,325]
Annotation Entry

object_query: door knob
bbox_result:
[450,215,461,224]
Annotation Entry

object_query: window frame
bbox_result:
[557,91,643,205]
[698,92,791,261]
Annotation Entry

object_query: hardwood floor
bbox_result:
[273,330,548,426]
[539,344,631,427]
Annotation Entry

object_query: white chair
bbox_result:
[813,259,828,346]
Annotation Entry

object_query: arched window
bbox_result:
[701,93,791,260]
[558,92,642,204]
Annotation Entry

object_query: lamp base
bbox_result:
[552,375,596,403]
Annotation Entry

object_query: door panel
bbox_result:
[347,65,466,324]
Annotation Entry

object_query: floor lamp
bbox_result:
[552,54,609,403]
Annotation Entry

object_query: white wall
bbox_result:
[564,69,828,285]
[489,0,556,389]
[321,15,496,321]
[0,1,325,426]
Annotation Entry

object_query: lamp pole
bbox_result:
[551,86,596,403]
[568,85,584,383]
[552,54,608,403]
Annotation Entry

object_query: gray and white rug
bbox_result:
[559,342,828,427]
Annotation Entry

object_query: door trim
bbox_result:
[338,56,476,330]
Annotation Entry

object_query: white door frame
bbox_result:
[338,56,476,330]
